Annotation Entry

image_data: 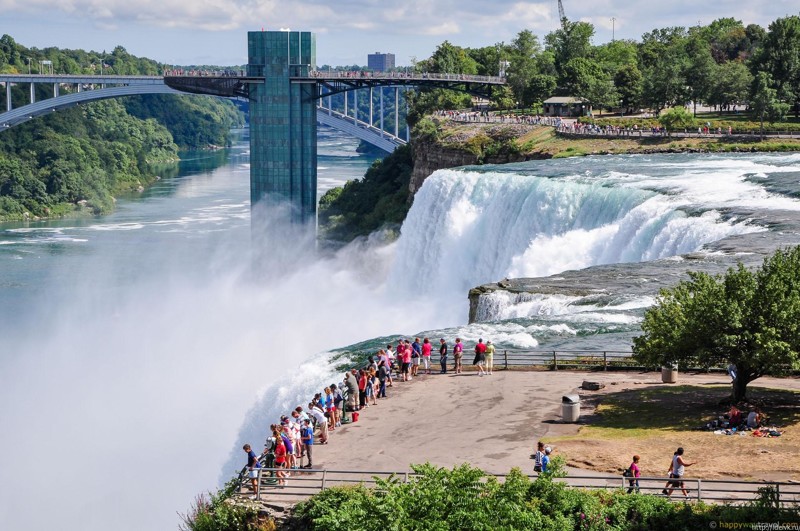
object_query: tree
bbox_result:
[633,247,800,402]
[708,61,752,110]
[615,64,643,112]
[505,30,543,107]
[639,27,690,114]
[545,20,595,87]
[684,33,717,115]
[751,72,789,139]
[562,57,616,111]
[425,41,478,75]
[658,106,695,132]
[755,16,800,117]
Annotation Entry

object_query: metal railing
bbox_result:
[305,71,506,84]
[240,467,800,507]
[497,349,634,370]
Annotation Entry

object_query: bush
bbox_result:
[288,463,800,531]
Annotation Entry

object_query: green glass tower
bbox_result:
[247,31,317,226]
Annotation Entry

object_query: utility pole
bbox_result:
[611,17,616,42]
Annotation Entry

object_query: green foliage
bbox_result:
[633,247,800,401]
[123,95,245,148]
[318,144,413,242]
[0,35,244,221]
[659,107,696,131]
[290,463,796,531]
[179,488,270,531]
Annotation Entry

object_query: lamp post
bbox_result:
[27,58,31,74]
[611,17,616,42]
[620,99,624,117]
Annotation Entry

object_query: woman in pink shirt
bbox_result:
[421,337,433,375]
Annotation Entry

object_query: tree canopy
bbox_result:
[0,35,244,220]
[633,247,800,402]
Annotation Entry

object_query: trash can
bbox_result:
[562,394,580,422]
[352,411,359,422]
[661,366,678,383]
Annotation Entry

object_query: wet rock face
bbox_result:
[409,142,478,196]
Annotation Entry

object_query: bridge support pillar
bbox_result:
[369,87,373,127]
[5,82,10,112]
[247,30,318,228]
[29,82,35,105]
[394,87,399,138]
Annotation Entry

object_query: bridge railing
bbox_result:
[242,467,800,507]
[306,71,505,84]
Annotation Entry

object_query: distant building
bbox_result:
[543,96,591,117]
[368,52,395,72]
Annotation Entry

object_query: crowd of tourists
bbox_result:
[438,109,561,126]
[241,337,497,495]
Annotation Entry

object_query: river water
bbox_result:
[2,128,800,530]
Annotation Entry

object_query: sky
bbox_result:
[3,0,799,67]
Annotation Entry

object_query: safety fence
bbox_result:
[497,349,634,370]
[240,467,800,507]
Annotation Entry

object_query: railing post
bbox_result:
[404,472,409,483]
[696,478,701,502]
[553,351,558,371]
[775,482,780,506]
[256,468,261,501]
[321,469,327,490]
[504,350,508,370]
[603,351,607,371]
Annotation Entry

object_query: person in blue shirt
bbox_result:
[242,443,261,494]
[541,446,552,473]
[300,418,314,468]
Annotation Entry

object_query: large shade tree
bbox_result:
[633,247,800,402]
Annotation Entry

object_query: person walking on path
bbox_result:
[485,340,495,374]
[300,418,314,468]
[626,455,641,494]
[439,338,448,373]
[663,447,697,499]
[473,338,487,376]
[243,443,261,495]
[453,338,464,374]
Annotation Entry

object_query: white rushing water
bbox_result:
[388,165,765,299]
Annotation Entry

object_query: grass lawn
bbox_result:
[547,385,800,481]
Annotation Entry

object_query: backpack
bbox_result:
[622,466,633,478]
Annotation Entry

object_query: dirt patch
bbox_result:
[547,381,800,482]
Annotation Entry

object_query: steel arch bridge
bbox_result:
[0,74,412,152]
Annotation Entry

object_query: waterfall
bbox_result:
[388,167,760,297]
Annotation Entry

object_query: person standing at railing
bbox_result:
[300,419,314,469]
[485,340,495,375]
[421,337,432,375]
[453,338,464,374]
[411,337,422,377]
[473,338,487,376]
[273,431,288,487]
[439,338,448,373]
[307,402,328,444]
[242,443,261,495]
[377,359,388,398]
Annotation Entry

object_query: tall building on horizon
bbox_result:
[368,52,395,72]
